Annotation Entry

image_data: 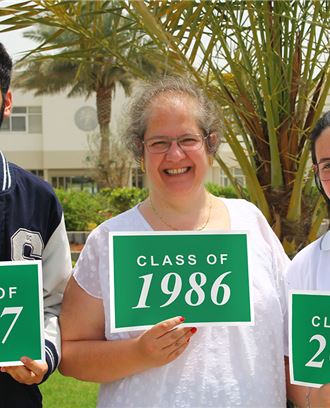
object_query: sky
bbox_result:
[1,28,36,62]
[1,0,36,61]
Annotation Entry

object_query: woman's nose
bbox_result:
[165,141,186,160]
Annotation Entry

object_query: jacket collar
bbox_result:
[0,150,12,192]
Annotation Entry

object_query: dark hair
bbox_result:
[310,110,330,206]
[0,42,12,99]
[122,76,222,162]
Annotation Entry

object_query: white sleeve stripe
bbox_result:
[0,151,11,191]
[6,158,11,189]
[1,150,7,191]
[45,345,55,370]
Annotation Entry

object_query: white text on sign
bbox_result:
[0,287,18,299]
[1,307,24,344]
[305,315,330,369]
[136,253,229,267]
[132,271,231,309]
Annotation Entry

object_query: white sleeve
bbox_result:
[286,242,318,291]
[42,214,71,376]
[252,203,291,354]
[73,226,104,299]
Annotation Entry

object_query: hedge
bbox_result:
[56,184,241,231]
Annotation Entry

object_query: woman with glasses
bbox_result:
[286,111,330,407]
[59,77,290,407]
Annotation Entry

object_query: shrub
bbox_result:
[55,189,108,231]
[205,182,240,198]
[100,187,148,216]
[56,184,248,232]
[56,187,149,231]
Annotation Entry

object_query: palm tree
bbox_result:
[2,1,147,188]
[2,0,329,255]
[121,0,330,256]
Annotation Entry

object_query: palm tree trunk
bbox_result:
[96,85,113,188]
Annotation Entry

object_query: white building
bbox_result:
[1,86,243,191]
[5,85,328,192]
[1,87,126,191]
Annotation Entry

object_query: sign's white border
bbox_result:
[109,230,254,333]
[0,260,45,366]
[289,289,330,388]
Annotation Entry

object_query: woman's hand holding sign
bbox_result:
[136,316,197,368]
[60,277,196,383]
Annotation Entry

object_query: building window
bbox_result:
[218,168,245,187]
[29,169,44,179]
[233,167,246,187]
[219,169,230,187]
[51,176,98,193]
[131,167,144,188]
[1,106,42,133]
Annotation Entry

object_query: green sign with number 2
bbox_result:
[0,261,44,366]
[290,291,330,387]
[109,231,252,333]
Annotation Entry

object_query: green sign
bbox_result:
[109,231,252,333]
[289,291,330,387]
[0,261,44,366]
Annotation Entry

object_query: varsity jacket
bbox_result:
[0,151,71,386]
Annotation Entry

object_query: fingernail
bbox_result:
[179,316,185,322]
[190,327,197,334]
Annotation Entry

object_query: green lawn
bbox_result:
[40,371,98,408]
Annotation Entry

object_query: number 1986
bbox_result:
[132,271,232,309]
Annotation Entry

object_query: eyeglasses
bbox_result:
[314,160,330,181]
[143,134,208,154]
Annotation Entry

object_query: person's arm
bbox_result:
[0,214,71,384]
[285,356,330,407]
[59,276,196,382]
[41,213,72,381]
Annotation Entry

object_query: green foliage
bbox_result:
[56,185,248,232]
[121,0,330,255]
[100,187,148,216]
[40,371,98,408]
[205,182,241,199]
[55,189,108,231]
[55,187,148,230]
[2,0,330,256]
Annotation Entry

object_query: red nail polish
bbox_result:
[179,316,185,322]
[190,327,197,334]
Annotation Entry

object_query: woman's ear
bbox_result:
[207,132,219,154]
[208,132,217,146]
[3,90,12,118]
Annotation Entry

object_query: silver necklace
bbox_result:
[149,194,212,231]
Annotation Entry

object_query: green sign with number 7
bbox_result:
[0,261,44,366]
[109,231,252,333]
[289,291,330,387]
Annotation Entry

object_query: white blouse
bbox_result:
[287,230,330,291]
[74,198,290,408]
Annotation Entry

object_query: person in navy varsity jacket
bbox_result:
[0,42,71,407]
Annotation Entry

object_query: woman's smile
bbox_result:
[163,167,191,175]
